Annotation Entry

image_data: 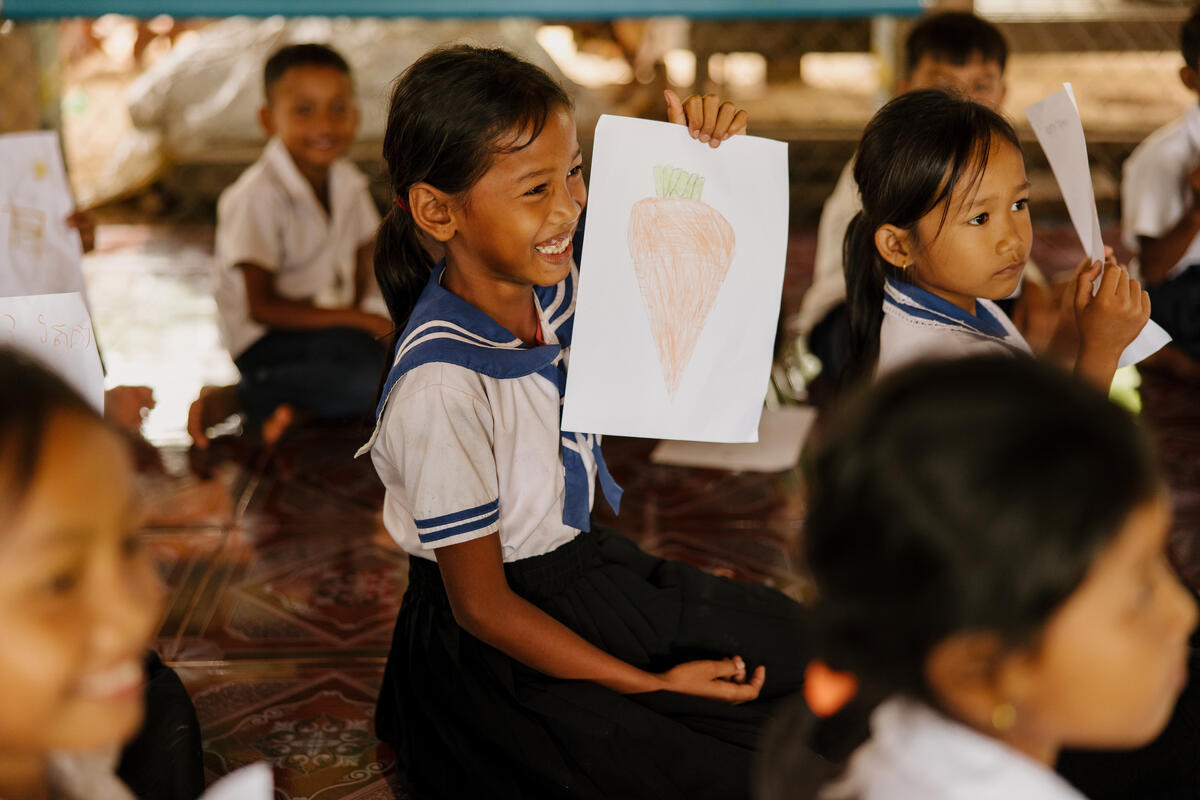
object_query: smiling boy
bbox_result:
[189,43,391,448]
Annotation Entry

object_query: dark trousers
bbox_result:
[235,327,386,426]
[117,651,205,800]
[1147,267,1200,360]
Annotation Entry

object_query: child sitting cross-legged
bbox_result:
[188,43,391,449]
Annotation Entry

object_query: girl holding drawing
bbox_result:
[359,45,809,799]
[842,89,1147,387]
[758,355,1197,800]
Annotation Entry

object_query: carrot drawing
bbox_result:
[628,165,736,396]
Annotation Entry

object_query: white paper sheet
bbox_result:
[199,762,273,800]
[0,131,86,298]
[0,293,103,412]
[650,406,817,472]
[1026,85,1170,367]
[561,115,789,443]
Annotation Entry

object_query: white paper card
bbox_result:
[0,293,103,412]
[199,762,273,800]
[1026,85,1170,367]
[650,405,817,472]
[0,131,86,297]
[562,115,789,442]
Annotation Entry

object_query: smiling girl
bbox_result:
[0,349,161,800]
[359,45,811,799]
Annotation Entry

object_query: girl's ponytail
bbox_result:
[374,203,434,336]
[843,211,886,384]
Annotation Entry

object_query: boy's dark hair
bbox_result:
[843,88,1021,383]
[263,43,352,102]
[373,45,573,335]
[758,355,1159,800]
[0,348,100,521]
[905,11,1008,75]
[1182,5,1200,71]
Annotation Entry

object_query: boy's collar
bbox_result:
[262,137,361,211]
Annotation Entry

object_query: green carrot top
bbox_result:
[653,166,705,202]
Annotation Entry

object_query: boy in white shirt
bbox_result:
[789,12,1053,385]
[1121,4,1200,378]
[188,43,391,447]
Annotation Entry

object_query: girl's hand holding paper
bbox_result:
[1027,84,1171,367]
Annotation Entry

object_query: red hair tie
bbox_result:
[395,196,410,212]
[804,661,859,718]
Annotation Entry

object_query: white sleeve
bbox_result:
[794,160,861,337]
[217,185,285,273]
[354,185,382,250]
[1122,147,1187,249]
[388,382,501,550]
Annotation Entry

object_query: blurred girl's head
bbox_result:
[804,355,1195,762]
[374,45,581,330]
[0,349,160,758]
[844,89,1029,381]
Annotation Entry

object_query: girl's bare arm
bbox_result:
[435,533,764,703]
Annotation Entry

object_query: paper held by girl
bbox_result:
[1026,83,1171,367]
[562,115,789,444]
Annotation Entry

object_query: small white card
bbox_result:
[0,292,103,412]
[1026,84,1170,368]
[650,406,817,472]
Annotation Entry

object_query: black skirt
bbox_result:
[376,524,810,800]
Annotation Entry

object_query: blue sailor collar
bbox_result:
[884,277,1013,342]
[357,259,620,530]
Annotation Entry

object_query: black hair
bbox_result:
[905,11,1008,75]
[806,354,1158,696]
[373,45,573,334]
[1183,5,1200,72]
[843,89,1021,383]
[263,43,352,103]
[758,355,1161,800]
[0,348,101,521]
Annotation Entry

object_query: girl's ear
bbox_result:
[410,184,456,243]
[874,224,916,271]
[925,631,1009,731]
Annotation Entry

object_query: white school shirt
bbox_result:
[212,137,380,358]
[358,261,622,563]
[820,697,1087,800]
[1122,104,1200,282]
[791,158,1044,343]
[792,159,860,340]
[876,278,1030,378]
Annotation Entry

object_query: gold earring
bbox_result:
[991,702,1018,732]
